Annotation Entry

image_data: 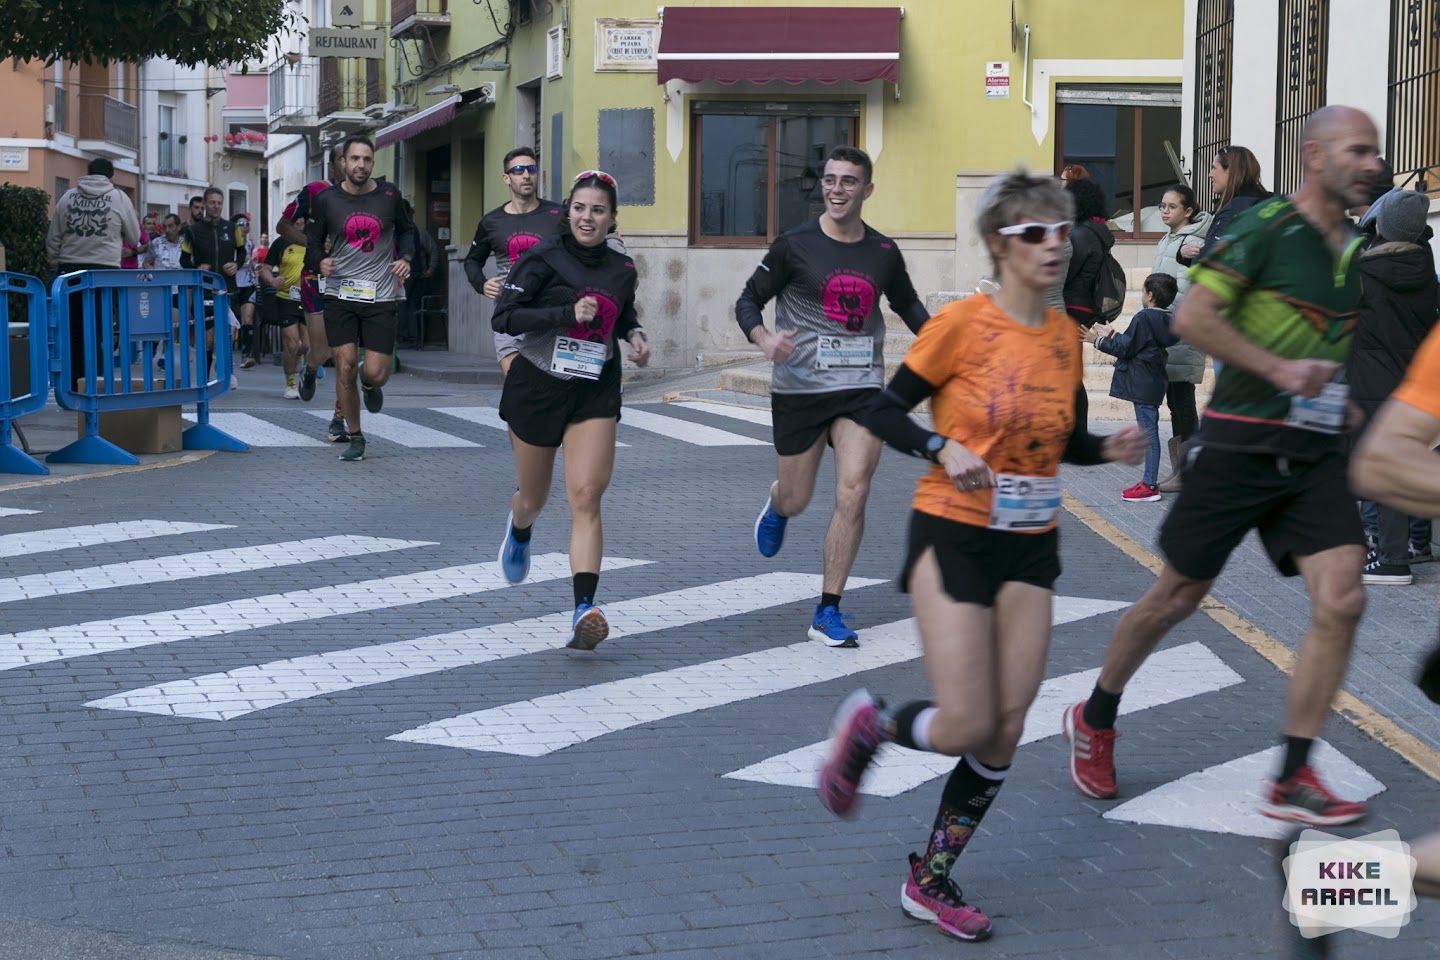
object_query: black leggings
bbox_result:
[1166,381,1198,442]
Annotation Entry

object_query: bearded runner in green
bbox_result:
[1061,106,1383,829]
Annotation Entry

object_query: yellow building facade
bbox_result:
[382,0,1184,366]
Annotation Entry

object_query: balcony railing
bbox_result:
[319,59,383,119]
[268,59,318,132]
[77,94,138,151]
[392,0,449,37]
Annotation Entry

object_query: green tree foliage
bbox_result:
[0,184,51,279]
[2,0,302,67]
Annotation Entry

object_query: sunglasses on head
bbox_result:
[506,163,539,175]
[573,169,618,189]
[997,221,1071,244]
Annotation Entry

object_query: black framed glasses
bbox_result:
[506,164,539,175]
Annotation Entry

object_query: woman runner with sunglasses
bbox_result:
[817,171,1144,943]
[491,170,650,649]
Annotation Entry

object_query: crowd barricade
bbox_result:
[47,269,247,465]
[0,272,51,474]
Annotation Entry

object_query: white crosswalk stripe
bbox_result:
[305,411,481,447]
[431,406,630,446]
[0,508,40,518]
[0,535,430,604]
[723,641,1242,797]
[0,553,648,673]
[667,401,773,427]
[186,413,326,447]
[86,572,875,720]
[619,407,768,446]
[0,521,229,559]
[389,597,1128,757]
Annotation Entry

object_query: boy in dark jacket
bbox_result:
[1086,274,1180,502]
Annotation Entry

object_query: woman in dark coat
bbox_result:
[1178,144,1269,266]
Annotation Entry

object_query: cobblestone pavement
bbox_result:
[0,368,1435,959]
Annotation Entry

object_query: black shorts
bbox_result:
[1158,446,1364,580]
[274,298,304,328]
[323,299,398,353]
[499,355,622,448]
[900,510,1061,606]
[770,388,879,456]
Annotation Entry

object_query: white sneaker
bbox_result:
[229,374,239,390]
[283,385,300,399]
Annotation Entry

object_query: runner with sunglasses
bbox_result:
[1063,105,1382,825]
[739,145,928,648]
[817,171,1144,943]
[492,170,650,649]
[464,147,565,377]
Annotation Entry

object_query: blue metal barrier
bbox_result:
[48,269,248,464]
[0,272,51,474]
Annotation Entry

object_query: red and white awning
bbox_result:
[374,94,460,149]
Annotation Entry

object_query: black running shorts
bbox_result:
[499,354,622,448]
[274,298,304,328]
[323,299,398,353]
[770,388,880,456]
[1157,446,1364,580]
[900,510,1061,606]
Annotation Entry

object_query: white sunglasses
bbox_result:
[996,221,1072,244]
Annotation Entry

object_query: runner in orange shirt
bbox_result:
[815,171,1144,942]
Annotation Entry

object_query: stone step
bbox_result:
[1085,389,1212,422]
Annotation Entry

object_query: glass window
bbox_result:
[157,104,175,172]
[691,105,858,244]
[1057,101,1182,239]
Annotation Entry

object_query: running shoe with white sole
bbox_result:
[327,416,350,443]
[362,382,384,414]
[1260,766,1367,826]
[754,481,788,558]
[567,602,609,651]
[283,376,300,400]
[809,604,859,648]
[1061,701,1118,799]
[900,854,993,942]
[338,435,365,462]
[298,365,318,402]
[817,688,883,817]
[496,511,531,585]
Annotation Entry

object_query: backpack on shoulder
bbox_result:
[1092,251,1126,325]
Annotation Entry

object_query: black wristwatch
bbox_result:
[923,433,946,461]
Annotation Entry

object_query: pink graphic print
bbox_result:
[506,231,543,265]
[821,270,878,332]
[568,288,620,343]
[343,213,384,253]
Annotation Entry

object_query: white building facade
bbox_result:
[138,59,212,219]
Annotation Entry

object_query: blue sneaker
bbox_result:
[496,511,531,584]
[567,602,609,651]
[755,481,788,557]
[808,604,859,648]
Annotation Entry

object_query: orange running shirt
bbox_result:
[1391,324,1440,420]
[903,294,1082,530]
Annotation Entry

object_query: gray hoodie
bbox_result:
[45,174,140,268]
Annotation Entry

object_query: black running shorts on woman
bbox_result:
[499,354,622,448]
[901,510,1061,606]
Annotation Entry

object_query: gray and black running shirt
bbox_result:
[735,218,928,394]
[304,181,416,303]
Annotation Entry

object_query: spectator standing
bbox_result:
[1179,145,1269,267]
[1151,184,1211,490]
[187,195,204,224]
[1063,177,1114,432]
[1348,188,1440,585]
[232,213,261,369]
[398,201,440,348]
[146,214,184,268]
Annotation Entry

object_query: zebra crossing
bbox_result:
[184,400,771,450]
[0,507,1385,827]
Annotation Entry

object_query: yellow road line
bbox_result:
[0,451,216,494]
[1062,492,1440,784]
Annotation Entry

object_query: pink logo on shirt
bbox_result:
[568,288,619,342]
[343,213,384,253]
[506,231,544,264]
[821,270,878,332]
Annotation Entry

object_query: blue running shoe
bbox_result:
[496,511,531,584]
[567,602,610,651]
[808,604,859,648]
[754,481,788,558]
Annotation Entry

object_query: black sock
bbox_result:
[573,572,599,607]
[915,755,1009,886]
[884,700,935,750]
[511,523,532,543]
[1281,736,1313,780]
[820,592,842,611]
[349,430,363,440]
[1083,683,1122,730]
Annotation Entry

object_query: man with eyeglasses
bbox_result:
[738,145,929,648]
[464,147,565,377]
[1062,105,1384,826]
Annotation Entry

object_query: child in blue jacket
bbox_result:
[1084,273,1179,502]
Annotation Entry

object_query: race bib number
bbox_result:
[1286,382,1348,434]
[336,279,376,302]
[551,336,606,380]
[815,335,874,371]
[987,473,1062,532]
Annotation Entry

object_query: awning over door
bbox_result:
[374,94,460,149]
[655,6,902,86]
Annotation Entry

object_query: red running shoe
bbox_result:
[1122,481,1161,502]
[1062,701,1118,799]
[1261,766,1367,826]
[817,689,883,817]
[901,854,993,942]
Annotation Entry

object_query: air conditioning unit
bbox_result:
[44,104,55,123]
